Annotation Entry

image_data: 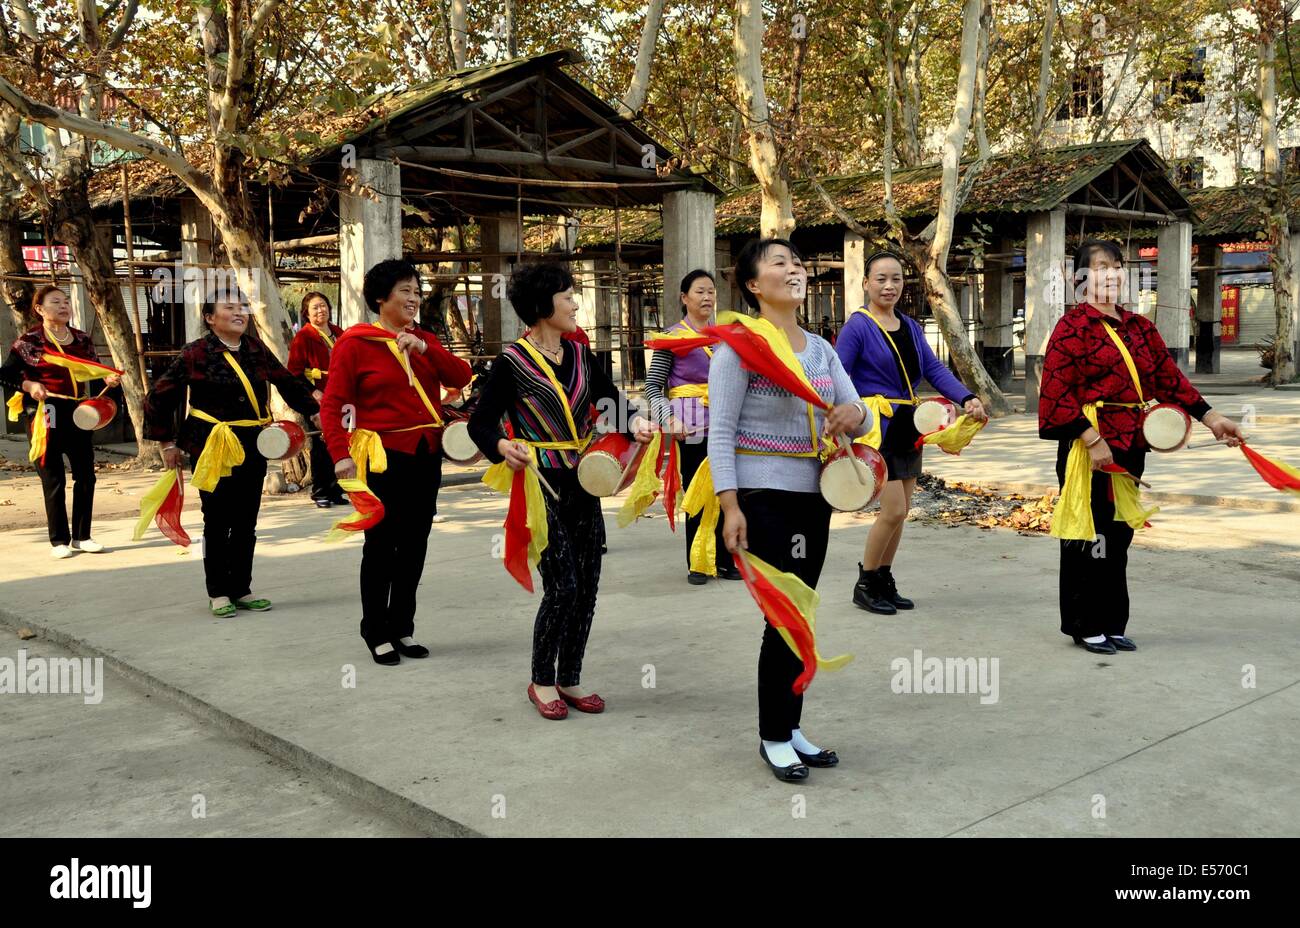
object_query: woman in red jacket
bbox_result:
[287,291,345,507]
[321,259,472,665]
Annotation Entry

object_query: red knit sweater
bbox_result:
[321,323,472,461]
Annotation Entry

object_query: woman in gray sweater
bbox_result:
[708,238,871,783]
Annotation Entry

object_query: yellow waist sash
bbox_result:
[304,367,327,384]
[668,383,710,407]
[1051,401,1156,541]
[186,352,272,492]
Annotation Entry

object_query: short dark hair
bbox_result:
[507,262,574,326]
[1073,239,1125,283]
[200,281,250,330]
[733,238,803,311]
[865,251,907,276]
[300,290,331,316]
[679,269,715,294]
[363,259,421,315]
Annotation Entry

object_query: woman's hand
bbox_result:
[161,445,183,470]
[664,416,687,437]
[964,396,988,423]
[310,413,322,429]
[1204,411,1245,448]
[1086,434,1114,471]
[395,332,425,355]
[23,380,47,401]
[823,402,866,439]
[335,456,357,480]
[311,389,324,403]
[498,439,532,471]
[719,491,747,553]
[104,374,121,388]
[632,416,655,444]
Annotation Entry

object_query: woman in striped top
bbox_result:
[708,238,871,782]
[468,263,652,720]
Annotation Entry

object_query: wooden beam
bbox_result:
[381,146,662,179]
[1116,161,1175,217]
[471,103,539,153]
[1064,202,1173,223]
[377,75,538,148]
[547,127,607,158]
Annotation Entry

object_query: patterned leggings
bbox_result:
[532,469,606,687]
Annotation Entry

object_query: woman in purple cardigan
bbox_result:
[835,252,987,613]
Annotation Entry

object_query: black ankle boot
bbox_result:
[852,563,897,615]
[878,565,915,609]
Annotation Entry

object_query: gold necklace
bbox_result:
[44,325,72,346]
[528,335,562,362]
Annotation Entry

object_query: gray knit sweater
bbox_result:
[706,330,868,493]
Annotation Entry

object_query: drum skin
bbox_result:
[914,397,957,436]
[442,420,483,464]
[71,396,117,431]
[577,432,645,497]
[255,420,307,460]
[1142,403,1191,453]
[819,442,887,512]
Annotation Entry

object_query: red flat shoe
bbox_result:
[557,688,605,714]
[527,683,568,720]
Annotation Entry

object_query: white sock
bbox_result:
[790,728,821,755]
[374,642,395,656]
[211,596,231,609]
[762,739,800,767]
[1083,634,1107,644]
[399,637,416,646]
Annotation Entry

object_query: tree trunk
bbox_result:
[450,0,467,68]
[49,179,157,462]
[1259,15,1297,383]
[1031,0,1056,143]
[734,0,794,238]
[0,111,34,333]
[621,0,665,116]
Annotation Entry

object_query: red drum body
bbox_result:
[255,420,307,460]
[914,397,957,436]
[72,396,117,431]
[819,442,888,512]
[577,432,645,497]
[1142,403,1191,453]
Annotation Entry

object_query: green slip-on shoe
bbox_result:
[234,597,273,612]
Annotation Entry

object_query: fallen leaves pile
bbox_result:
[906,473,1055,534]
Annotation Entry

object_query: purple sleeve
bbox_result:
[917,322,975,403]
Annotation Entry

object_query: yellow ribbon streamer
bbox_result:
[482,443,550,573]
[1051,403,1158,541]
[855,395,909,449]
[6,391,22,422]
[617,431,665,527]
[28,399,48,463]
[133,469,180,541]
[918,413,986,454]
[304,367,327,384]
[681,456,720,576]
[744,551,854,674]
[187,408,265,492]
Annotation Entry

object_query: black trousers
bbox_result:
[199,432,267,601]
[359,442,440,649]
[738,487,832,742]
[1056,441,1147,639]
[308,434,341,501]
[32,403,96,545]
[532,469,606,687]
[679,437,730,573]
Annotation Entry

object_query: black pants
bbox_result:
[533,469,606,687]
[679,437,730,573]
[1056,442,1147,639]
[32,404,96,545]
[199,433,267,601]
[308,434,341,502]
[739,488,832,742]
[359,442,440,649]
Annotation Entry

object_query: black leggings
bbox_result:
[1056,441,1147,639]
[737,487,832,742]
[32,404,96,545]
[198,432,267,601]
[359,442,440,649]
[532,469,606,687]
[679,437,730,573]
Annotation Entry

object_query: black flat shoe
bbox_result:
[687,571,709,585]
[394,640,430,658]
[1108,635,1137,651]
[313,498,333,509]
[370,646,400,666]
[1073,637,1117,655]
[717,566,742,581]
[794,748,839,768]
[759,744,809,782]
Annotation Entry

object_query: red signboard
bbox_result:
[1221,285,1239,344]
[22,245,71,273]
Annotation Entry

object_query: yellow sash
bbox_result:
[347,429,387,482]
[482,442,551,571]
[681,457,720,576]
[186,352,272,492]
[304,367,327,384]
[668,383,710,407]
[368,337,444,428]
[854,309,920,448]
[312,326,336,350]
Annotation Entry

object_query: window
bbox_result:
[1154,47,1207,107]
[1057,65,1104,120]
[1171,157,1204,190]
[1275,146,1300,174]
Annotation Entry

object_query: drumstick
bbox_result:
[1102,465,1151,489]
[836,433,869,486]
[526,458,561,501]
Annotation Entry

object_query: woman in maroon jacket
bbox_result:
[1,284,121,558]
[287,291,345,507]
[321,259,472,665]
[1039,240,1243,654]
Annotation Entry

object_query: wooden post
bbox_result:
[120,166,149,386]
